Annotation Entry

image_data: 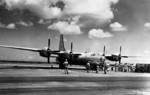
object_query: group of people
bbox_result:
[116,63,134,72]
[63,59,109,74]
[86,61,108,74]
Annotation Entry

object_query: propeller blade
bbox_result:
[70,42,74,63]
[71,42,73,53]
[119,46,122,56]
[103,45,105,56]
[119,46,122,64]
[48,39,50,49]
[47,38,51,63]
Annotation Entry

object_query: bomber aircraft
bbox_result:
[53,35,130,69]
[0,34,134,70]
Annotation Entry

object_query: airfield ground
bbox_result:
[0,62,150,95]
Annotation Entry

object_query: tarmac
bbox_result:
[0,62,150,95]
[0,62,150,77]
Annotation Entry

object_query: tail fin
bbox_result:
[59,34,66,51]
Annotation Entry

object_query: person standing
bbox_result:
[63,59,69,74]
[86,61,90,73]
[96,61,99,73]
[111,67,113,71]
[115,63,117,72]
[103,60,107,74]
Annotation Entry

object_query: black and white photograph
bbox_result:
[0,0,150,95]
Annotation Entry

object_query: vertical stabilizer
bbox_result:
[59,34,66,51]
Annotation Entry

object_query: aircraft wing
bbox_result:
[73,52,82,56]
[0,45,40,52]
[110,54,140,58]
[50,54,59,57]
[52,51,81,56]
[121,55,140,58]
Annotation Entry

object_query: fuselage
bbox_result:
[39,49,120,65]
[71,53,102,65]
[55,52,105,66]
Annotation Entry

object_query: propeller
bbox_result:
[103,45,106,57]
[71,42,73,54]
[118,46,122,64]
[101,46,138,64]
[100,46,106,63]
[69,42,74,62]
[117,46,138,64]
[47,39,51,63]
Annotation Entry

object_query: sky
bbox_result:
[0,0,150,63]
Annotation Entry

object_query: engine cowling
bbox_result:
[39,49,51,58]
[111,54,119,61]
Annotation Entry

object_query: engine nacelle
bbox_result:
[111,54,119,61]
[39,49,51,58]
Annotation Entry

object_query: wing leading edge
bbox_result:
[0,45,40,52]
